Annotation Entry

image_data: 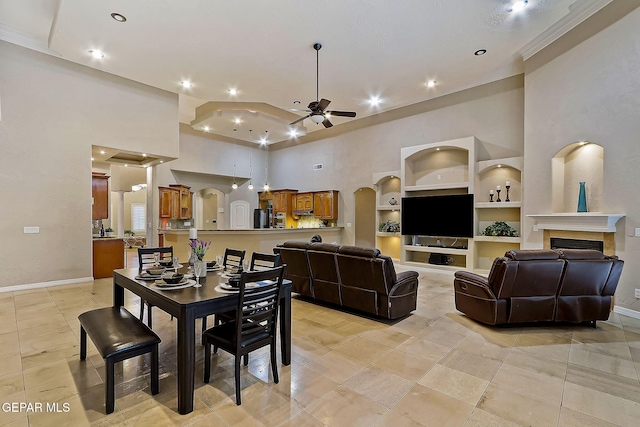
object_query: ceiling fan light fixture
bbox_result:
[368,97,381,106]
[426,80,436,88]
[474,49,487,56]
[228,88,238,95]
[110,13,127,22]
[89,50,104,59]
[310,114,324,124]
[231,182,238,190]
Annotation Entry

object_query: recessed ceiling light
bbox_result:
[474,49,487,56]
[124,164,128,167]
[100,150,105,155]
[233,118,242,124]
[203,126,210,132]
[91,157,94,161]
[142,153,147,157]
[508,1,528,13]
[436,148,440,151]
[289,129,298,138]
[110,13,127,22]
[368,97,381,106]
[497,164,502,168]
[181,81,192,89]
[228,88,238,96]
[160,160,164,163]
[89,50,104,59]
[426,80,436,88]
[293,100,301,105]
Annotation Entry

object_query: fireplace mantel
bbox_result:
[527,213,625,233]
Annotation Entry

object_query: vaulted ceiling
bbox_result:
[0,0,612,144]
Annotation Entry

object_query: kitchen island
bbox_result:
[160,228,343,262]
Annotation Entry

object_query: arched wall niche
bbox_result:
[551,142,603,213]
[196,187,225,230]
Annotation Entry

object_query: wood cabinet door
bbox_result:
[171,189,180,218]
[314,191,338,219]
[313,193,324,217]
[159,187,173,218]
[92,175,109,220]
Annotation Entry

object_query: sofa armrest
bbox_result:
[389,271,419,296]
[454,271,496,299]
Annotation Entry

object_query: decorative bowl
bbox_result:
[159,260,174,267]
[147,267,166,275]
[162,273,184,284]
[206,260,217,268]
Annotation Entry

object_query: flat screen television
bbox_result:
[401,194,474,238]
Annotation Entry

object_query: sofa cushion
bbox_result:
[309,242,340,253]
[281,241,311,249]
[337,245,381,258]
[505,250,560,261]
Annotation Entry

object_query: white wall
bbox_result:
[0,41,179,288]
[270,78,525,245]
[523,7,640,309]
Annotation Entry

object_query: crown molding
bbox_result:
[0,24,61,57]
[519,0,614,61]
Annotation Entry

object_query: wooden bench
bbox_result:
[79,307,161,414]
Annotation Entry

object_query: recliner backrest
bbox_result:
[275,242,313,297]
[336,245,394,295]
[555,250,619,296]
[307,243,341,304]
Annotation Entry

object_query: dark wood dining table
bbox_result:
[112,267,292,414]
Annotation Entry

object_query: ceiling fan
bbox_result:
[289,43,356,128]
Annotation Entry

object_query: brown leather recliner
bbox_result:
[454,249,623,326]
[275,241,419,319]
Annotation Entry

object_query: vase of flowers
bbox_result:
[189,239,211,261]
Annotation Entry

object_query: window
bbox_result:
[131,203,146,232]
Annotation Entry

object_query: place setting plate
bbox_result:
[153,279,196,290]
[135,273,163,280]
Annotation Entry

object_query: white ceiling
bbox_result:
[0,0,611,144]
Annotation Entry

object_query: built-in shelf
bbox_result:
[474,236,522,243]
[475,201,522,208]
[377,205,400,211]
[376,232,401,237]
[405,245,469,255]
[404,261,462,271]
[404,182,469,192]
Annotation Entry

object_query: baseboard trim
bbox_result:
[0,276,94,293]
[613,305,640,320]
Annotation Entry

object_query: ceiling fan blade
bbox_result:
[326,110,356,118]
[317,98,331,111]
[322,118,333,128]
[284,107,312,113]
[290,114,310,125]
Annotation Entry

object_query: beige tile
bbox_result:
[438,349,502,381]
[0,354,22,377]
[0,371,24,398]
[271,366,338,408]
[120,389,213,427]
[558,407,620,427]
[334,337,393,364]
[492,363,564,404]
[371,410,425,427]
[503,347,568,379]
[392,384,474,427]
[277,410,327,427]
[454,333,512,361]
[418,364,489,406]
[569,346,638,380]
[21,343,81,370]
[563,381,640,426]
[566,362,640,403]
[292,318,327,339]
[306,328,355,350]
[372,349,436,382]
[477,383,560,427]
[419,328,468,349]
[214,388,303,426]
[357,328,412,348]
[343,366,413,408]
[305,350,367,383]
[396,336,451,361]
[306,387,387,427]
[291,337,333,365]
[186,412,228,427]
[464,408,521,427]
[0,390,27,426]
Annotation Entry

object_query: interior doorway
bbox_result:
[354,187,376,248]
[196,187,225,230]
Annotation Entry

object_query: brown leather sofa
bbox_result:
[275,241,419,319]
[454,249,623,326]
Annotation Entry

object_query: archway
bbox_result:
[196,188,225,230]
[354,187,376,248]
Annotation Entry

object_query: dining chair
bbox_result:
[203,266,285,405]
[223,248,246,270]
[137,246,174,327]
[250,252,282,271]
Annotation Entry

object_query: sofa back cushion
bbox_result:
[276,242,313,297]
[307,243,341,305]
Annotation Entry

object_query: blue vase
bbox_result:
[577,182,587,212]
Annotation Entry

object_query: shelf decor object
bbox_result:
[379,220,400,233]
[496,186,502,202]
[505,181,511,202]
[489,190,494,202]
[577,181,587,212]
[480,221,519,237]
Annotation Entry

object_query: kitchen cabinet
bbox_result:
[170,184,193,219]
[92,173,110,220]
[272,190,296,213]
[294,192,314,212]
[93,238,124,279]
[258,191,273,202]
[313,190,339,220]
[159,187,179,218]
[160,185,193,219]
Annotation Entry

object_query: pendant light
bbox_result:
[231,129,238,189]
[263,130,269,191]
[247,129,254,190]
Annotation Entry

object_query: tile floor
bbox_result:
[1,265,640,426]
